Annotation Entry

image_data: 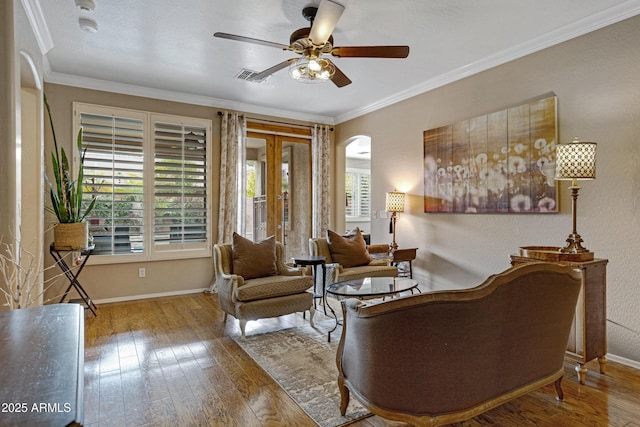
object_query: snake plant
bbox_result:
[44,94,96,223]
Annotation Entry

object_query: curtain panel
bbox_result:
[312,124,331,238]
[217,111,246,244]
[210,111,245,293]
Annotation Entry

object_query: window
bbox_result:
[80,110,145,257]
[153,118,208,249]
[75,103,212,263]
[345,168,370,219]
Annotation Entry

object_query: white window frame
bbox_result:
[73,103,212,264]
[345,167,371,221]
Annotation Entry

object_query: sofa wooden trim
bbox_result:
[336,262,582,426]
[340,368,565,427]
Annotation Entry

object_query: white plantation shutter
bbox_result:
[153,118,208,250]
[80,110,145,256]
[359,172,371,217]
[345,169,371,218]
[75,103,212,263]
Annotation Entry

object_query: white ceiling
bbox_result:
[35,0,640,124]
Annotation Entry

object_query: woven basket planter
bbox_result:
[53,222,88,250]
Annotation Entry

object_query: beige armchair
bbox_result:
[309,237,398,284]
[214,241,314,339]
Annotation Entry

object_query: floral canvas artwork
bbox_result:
[423,96,558,213]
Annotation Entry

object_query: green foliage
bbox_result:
[246,160,256,198]
[44,94,97,223]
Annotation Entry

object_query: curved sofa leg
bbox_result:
[239,319,247,340]
[338,375,350,415]
[554,376,564,401]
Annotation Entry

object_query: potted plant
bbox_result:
[44,94,97,250]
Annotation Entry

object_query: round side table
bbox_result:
[292,256,327,314]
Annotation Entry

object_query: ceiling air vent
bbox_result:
[235,69,269,84]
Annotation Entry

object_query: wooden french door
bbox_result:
[243,131,311,259]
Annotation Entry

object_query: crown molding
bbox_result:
[20,0,53,54]
[35,0,640,125]
[335,0,640,124]
[44,71,334,125]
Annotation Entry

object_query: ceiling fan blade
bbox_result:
[309,0,345,46]
[331,45,410,58]
[247,59,297,81]
[330,62,352,88]
[213,32,290,50]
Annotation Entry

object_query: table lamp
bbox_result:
[386,190,405,251]
[555,137,597,253]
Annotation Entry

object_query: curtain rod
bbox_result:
[217,111,333,131]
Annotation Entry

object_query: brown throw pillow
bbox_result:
[326,228,372,268]
[232,232,277,280]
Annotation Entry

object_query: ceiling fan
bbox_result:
[213,0,409,88]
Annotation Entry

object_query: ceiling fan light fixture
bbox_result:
[289,57,335,83]
[308,59,322,72]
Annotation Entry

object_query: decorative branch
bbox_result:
[0,230,69,309]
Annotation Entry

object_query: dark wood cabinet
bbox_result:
[0,304,84,425]
[511,256,608,384]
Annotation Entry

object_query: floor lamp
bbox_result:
[555,137,597,253]
[386,190,405,252]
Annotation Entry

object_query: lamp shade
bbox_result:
[555,138,597,180]
[386,190,405,213]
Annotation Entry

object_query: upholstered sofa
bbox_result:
[214,237,314,339]
[336,262,582,426]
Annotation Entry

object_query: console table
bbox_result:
[370,247,418,278]
[510,255,608,384]
[0,304,84,426]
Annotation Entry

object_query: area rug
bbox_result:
[234,319,371,427]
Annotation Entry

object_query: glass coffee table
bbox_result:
[324,277,420,341]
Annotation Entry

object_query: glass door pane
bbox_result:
[242,133,311,260]
[280,139,311,260]
[243,135,267,241]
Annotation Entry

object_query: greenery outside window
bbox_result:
[75,103,212,263]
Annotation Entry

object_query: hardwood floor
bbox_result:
[84,293,640,426]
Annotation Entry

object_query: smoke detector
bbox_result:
[75,0,96,12]
[78,17,98,33]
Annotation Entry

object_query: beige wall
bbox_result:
[1,0,46,310]
[6,1,638,363]
[0,0,17,244]
[42,84,320,302]
[336,15,640,363]
[43,84,221,301]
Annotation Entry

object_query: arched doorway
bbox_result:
[19,50,44,305]
[344,136,371,242]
